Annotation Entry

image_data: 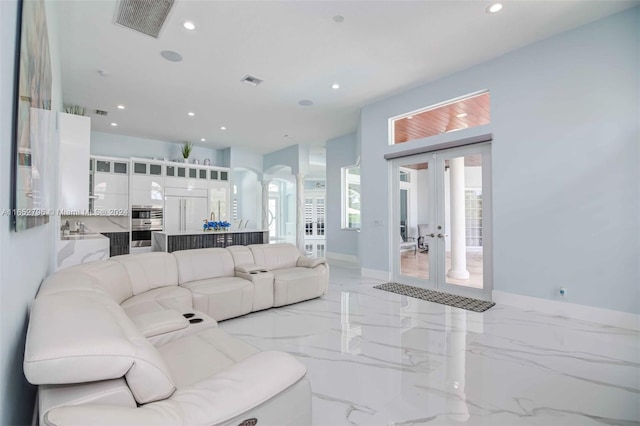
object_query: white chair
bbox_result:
[400,234,417,255]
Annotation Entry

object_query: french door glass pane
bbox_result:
[443,154,483,289]
[399,162,429,281]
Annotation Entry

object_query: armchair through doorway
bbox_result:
[400,234,417,255]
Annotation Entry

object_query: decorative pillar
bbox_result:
[447,157,469,279]
[261,179,271,231]
[295,173,305,252]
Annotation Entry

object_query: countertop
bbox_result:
[154,229,267,236]
[60,232,109,241]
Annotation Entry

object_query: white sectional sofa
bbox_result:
[24,243,328,425]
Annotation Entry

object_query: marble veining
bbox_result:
[219,263,640,426]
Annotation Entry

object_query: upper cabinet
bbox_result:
[90,156,129,214]
[59,113,91,212]
[130,160,165,208]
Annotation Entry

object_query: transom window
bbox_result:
[391,91,490,145]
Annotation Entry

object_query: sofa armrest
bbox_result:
[296,256,327,268]
[44,351,307,426]
[130,310,189,338]
[235,263,268,274]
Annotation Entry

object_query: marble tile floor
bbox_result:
[219,262,640,426]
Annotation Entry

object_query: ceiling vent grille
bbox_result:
[94,110,108,116]
[241,75,264,86]
[115,0,174,38]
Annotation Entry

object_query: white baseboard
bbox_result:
[492,290,640,331]
[325,251,359,263]
[361,268,390,282]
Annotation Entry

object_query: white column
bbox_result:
[295,173,305,252]
[261,179,271,231]
[447,157,469,279]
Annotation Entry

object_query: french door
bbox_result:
[391,143,492,300]
[304,192,326,239]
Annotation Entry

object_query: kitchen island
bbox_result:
[152,229,269,253]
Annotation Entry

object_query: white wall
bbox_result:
[91,131,219,164]
[359,8,640,314]
[1,0,63,423]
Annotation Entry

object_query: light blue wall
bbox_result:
[326,132,359,258]
[264,144,303,175]
[1,0,63,423]
[229,147,263,176]
[90,131,219,164]
[359,8,640,313]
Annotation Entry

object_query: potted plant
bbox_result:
[181,142,193,163]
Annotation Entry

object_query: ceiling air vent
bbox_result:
[115,0,175,38]
[241,75,264,87]
[95,109,108,116]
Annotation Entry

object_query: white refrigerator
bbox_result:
[165,187,208,233]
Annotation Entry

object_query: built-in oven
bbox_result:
[131,206,163,247]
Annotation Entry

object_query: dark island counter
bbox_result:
[152,229,269,253]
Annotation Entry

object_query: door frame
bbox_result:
[389,142,493,300]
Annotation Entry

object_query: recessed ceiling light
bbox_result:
[331,83,340,90]
[117,105,125,110]
[333,15,344,23]
[298,100,314,107]
[456,112,468,118]
[110,122,118,127]
[407,116,414,119]
[160,50,183,62]
[200,138,206,142]
[187,112,195,117]
[486,3,503,13]
[183,21,195,30]
[220,126,226,130]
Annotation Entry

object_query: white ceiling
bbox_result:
[56,0,638,154]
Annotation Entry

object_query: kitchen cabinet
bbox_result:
[59,113,91,212]
[165,164,208,190]
[130,159,164,208]
[91,156,129,214]
[165,187,208,233]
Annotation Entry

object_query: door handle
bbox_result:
[428,233,435,238]
[437,234,445,238]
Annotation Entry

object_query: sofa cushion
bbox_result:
[24,291,176,405]
[157,328,258,388]
[173,248,234,284]
[249,243,301,270]
[226,245,256,268]
[38,270,110,298]
[272,266,328,307]
[182,277,254,321]
[69,260,133,304]
[130,310,190,338]
[120,286,193,317]
[112,252,178,295]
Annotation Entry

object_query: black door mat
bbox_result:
[374,282,495,312]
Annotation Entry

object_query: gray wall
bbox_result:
[91,131,219,164]
[359,8,639,313]
[326,132,359,259]
[1,0,62,423]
